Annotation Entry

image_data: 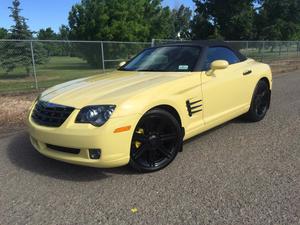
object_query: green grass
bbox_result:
[0,56,106,93]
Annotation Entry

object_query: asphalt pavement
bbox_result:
[0,71,299,225]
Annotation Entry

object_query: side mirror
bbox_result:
[119,61,126,68]
[210,60,229,70]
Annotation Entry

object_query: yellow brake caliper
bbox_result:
[135,128,144,149]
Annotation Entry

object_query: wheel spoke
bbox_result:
[132,145,147,160]
[147,150,156,167]
[160,133,177,142]
[157,144,173,159]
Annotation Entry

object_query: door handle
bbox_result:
[243,70,252,76]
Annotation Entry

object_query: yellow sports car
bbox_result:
[28,41,272,172]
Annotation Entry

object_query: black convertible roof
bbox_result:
[159,40,247,61]
[161,40,230,47]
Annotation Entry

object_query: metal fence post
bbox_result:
[151,39,155,47]
[30,41,38,90]
[298,42,300,57]
[100,41,105,72]
[261,41,265,62]
[245,41,249,57]
[279,42,282,57]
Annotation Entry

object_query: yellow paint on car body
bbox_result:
[27,58,272,168]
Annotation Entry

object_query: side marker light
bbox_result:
[114,126,131,133]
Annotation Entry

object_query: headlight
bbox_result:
[75,105,116,127]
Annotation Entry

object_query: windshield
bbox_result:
[119,46,202,72]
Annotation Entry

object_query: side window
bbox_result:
[204,47,240,70]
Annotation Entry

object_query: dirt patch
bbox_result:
[270,59,300,74]
[0,93,38,132]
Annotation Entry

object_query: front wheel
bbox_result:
[245,80,271,122]
[129,109,182,172]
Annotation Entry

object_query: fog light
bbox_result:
[89,149,101,159]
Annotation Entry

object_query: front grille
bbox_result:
[31,101,75,127]
[46,144,80,154]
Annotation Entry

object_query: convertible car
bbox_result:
[28,41,272,172]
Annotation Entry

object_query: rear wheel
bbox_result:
[129,109,182,172]
[245,80,271,122]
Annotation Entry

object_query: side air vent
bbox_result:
[186,99,202,117]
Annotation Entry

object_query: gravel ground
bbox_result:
[0,93,37,127]
[0,71,299,225]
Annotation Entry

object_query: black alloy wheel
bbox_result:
[246,80,271,122]
[129,109,182,172]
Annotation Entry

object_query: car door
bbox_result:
[201,47,249,126]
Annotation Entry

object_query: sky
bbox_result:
[0,0,195,33]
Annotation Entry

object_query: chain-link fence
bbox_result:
[0,40,151,93]
[227,41,300,62]
[0,39,300,93]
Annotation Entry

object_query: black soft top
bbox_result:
[158,40,247,62]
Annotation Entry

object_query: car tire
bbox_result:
[245,80,271,122]
[129,109,182,172]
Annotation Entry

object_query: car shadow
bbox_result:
[7,132,139,182]
[229,115,253,124]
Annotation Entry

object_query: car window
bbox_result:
[204,47,240,70]
[120,46,202,72]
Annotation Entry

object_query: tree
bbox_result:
[68,0,175,41]
[37,27,60,56]
[0,0,47,76]
[191,4,216,40]
[68,0,175,67]
[144,1,175,40]
[172,5,192,39]
[192,0,256,40]
[58,25,70,40]
[0,28,8,39]
[9,0,32,40]
[255,0,300,40]
[37,27,57,40]
[57,25,72,57]
[69,0,146,41]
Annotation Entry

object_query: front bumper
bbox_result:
[27,108,140,168]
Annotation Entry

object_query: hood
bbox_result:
[40,70,189,108]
